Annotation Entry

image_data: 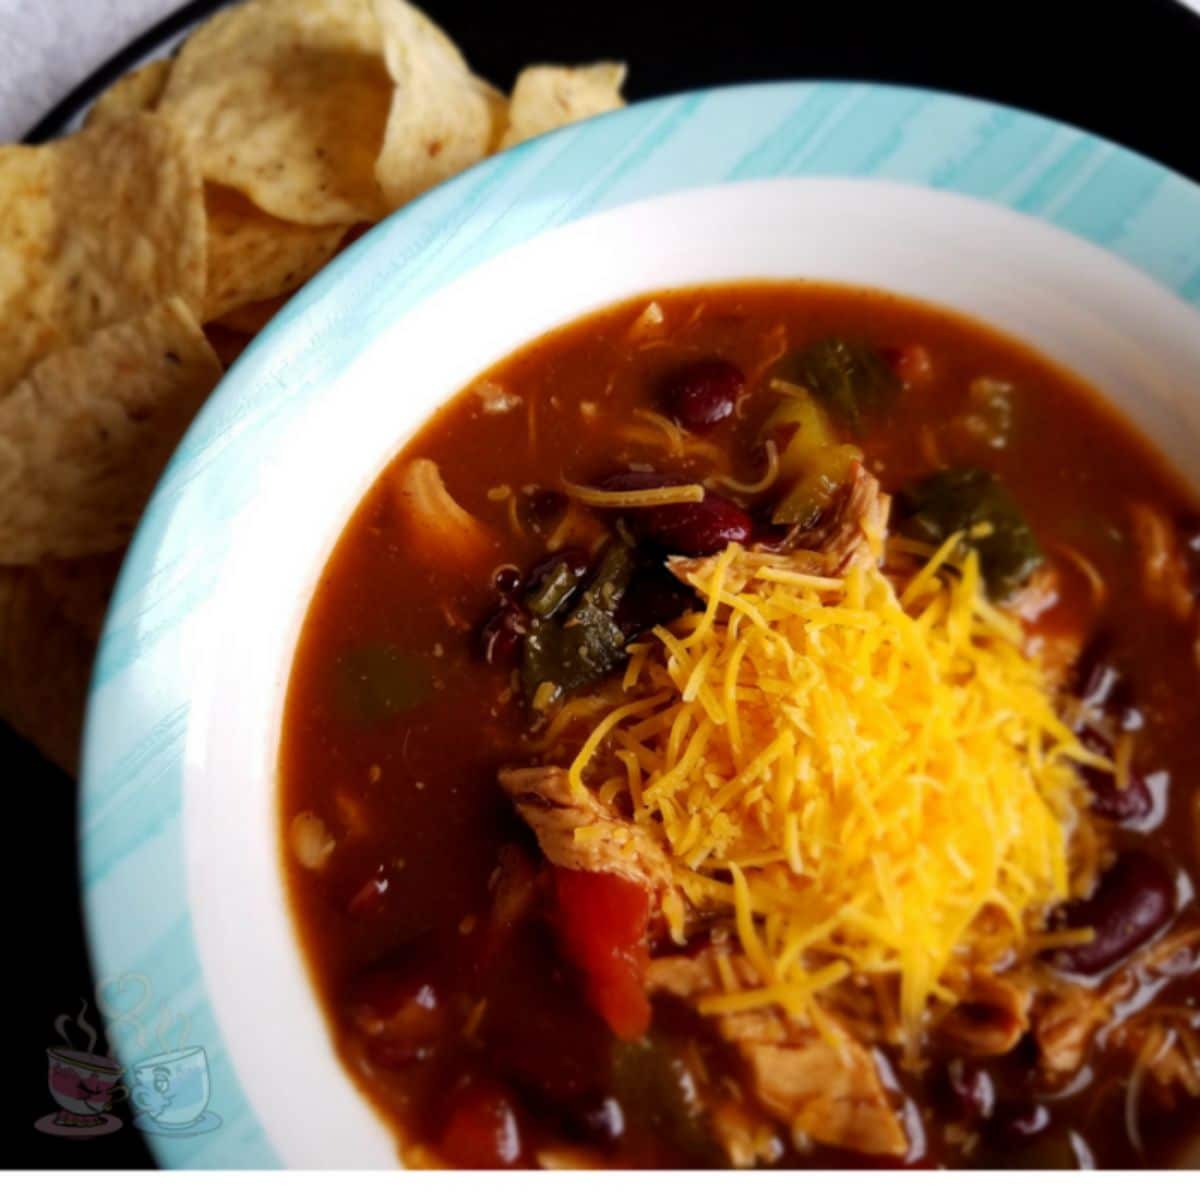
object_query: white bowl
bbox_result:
[81,82,1200,1168]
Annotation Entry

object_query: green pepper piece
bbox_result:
[900,466,1043,599]
[777,336,897,430]
[771,443,864,526]
[611,1035,722,1165]
[520,543,634,707]
[526,560,582,618]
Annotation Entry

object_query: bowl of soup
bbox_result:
[81,82,1200,1168]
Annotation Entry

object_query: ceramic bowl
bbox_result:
[81,81,1200,1167]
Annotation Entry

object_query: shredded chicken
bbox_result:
[1003,562,1084,686]
[1128,501,1195,623]
[1111,1017,1200,1101]
[1006,562,1062,624]
[497,765,675,896]
[1035,980,1111,1078]
[393,457,493,568]
[814,462,891,574]
[1034,924,1200,1081]
[774,462,891,573]
[646,951,908,1160]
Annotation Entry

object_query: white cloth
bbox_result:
[0,0,179,141]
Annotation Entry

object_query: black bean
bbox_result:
[493,565,522,595]
[662,359,744,431]
[1045,851,1175,976]
[479,601,528,666]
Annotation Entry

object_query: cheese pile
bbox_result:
[563,537,1104,1038]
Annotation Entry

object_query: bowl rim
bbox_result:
[80,79,1200,1168]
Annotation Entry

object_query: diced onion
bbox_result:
[474,379,522,413]
[627,300,665,341]
[291,811,335,870]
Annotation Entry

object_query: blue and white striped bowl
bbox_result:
[81,82,1200,1167]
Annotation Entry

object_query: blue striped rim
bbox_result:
[80,81,1200,1167]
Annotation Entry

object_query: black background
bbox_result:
[8,0,1200,1170]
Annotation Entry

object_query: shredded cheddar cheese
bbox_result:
[562,480,705,507]
[556,539,1102,1043]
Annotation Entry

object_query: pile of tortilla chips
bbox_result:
[0,0,626,772]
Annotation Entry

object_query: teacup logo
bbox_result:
[130,1045,222,1136]
[36,982,222,1141]
[34,1001,125,1138]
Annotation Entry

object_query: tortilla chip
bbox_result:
[85,59,171,126]
[372,0,506,210]
[0,113,206,395]
[0,297,221,562]
[159,0,392,224]
[498,63,627,150]
[211,294,290,336]
[203,184,347,322]
[0,567,95,774]
[36,551,124,641]
[205,322,254,369]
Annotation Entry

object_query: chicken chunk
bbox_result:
[1128,501,1195,623]
[937,969,1033,1057]
[497,765,675,895]
[646,950,908,1159]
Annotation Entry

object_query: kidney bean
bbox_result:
[479,601,528,666]
[637,492,754,556]
[1045,851,1175,976]
[944,1059,995,1122]
[662,359,744,430]
[596,472,754,557]
[1074,634,1137,714]
[1075,636,1119,710]
[1076,728,1153,823]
